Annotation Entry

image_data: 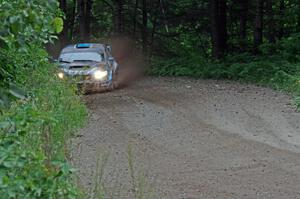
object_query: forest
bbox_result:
[0,0,300,198]
[58,0,299,57]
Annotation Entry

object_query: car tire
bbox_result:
[107,69,120,91]
[107,81,114,91]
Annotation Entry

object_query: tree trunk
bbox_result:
[297,0,300,32]
[266,0,275,43]
[85,0,93,41]
[59,0,68,46]
[69,0,77,41]
[142,0,148,54]
[132,0,139,38]
[211,0,227,58]
[278,0,285,39]
[239,0,248,51]
[254,0,264,52]
[151,0,160,47]
[114,0,124,35]
[77,0,86,41]
[160,0,169,33]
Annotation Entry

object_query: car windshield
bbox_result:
[59,52,103,63]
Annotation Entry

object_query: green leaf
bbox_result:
[9,83,26,100]
[52,17,64,34]
[0,121,11,130]
[0,88,10,108]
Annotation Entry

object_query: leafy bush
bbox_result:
[0,47,87,199]
[0,0,62,98]
[0,0,61,49]
[0,1,87,198]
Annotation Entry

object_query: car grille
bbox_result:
[69,65,91,70]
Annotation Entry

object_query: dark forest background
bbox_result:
[57,0,300,58]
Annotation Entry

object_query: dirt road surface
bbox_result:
[71,77,300,199]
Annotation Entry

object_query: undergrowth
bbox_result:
[0,47,87,198]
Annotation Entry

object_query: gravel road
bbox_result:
[71,77,300,199]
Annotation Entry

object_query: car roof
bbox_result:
[61,43,106,54]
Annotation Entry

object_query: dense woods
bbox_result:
[57,0,300,58]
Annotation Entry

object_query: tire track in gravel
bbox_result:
[71,77,300,199]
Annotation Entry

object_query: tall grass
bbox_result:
[86,145,156,199]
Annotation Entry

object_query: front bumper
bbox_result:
[78,79,112,87]
[59,70,113,88]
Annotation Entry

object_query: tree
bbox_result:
[59,0,68,45]
[266,0,275,43]
[69,0,77,41]
[132,0,139,38]
[77,0,93,41]
[85,0,93,41]
[211,0,227,58]
[278,0,285,39]
[113,0,124,34]
[239,0,248,50]
[77,0,86,41]
[254,0,264,52]
[142,0,148,53]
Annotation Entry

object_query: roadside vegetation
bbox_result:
[0,1,86,198]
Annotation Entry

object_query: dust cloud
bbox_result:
[110,37,147,88]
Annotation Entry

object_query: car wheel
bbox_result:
[107,70,120,91]
[106,81,114,91]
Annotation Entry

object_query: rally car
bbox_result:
[57,43,118,91]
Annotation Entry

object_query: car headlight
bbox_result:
[58,72,64,79]
[93,70,108,80]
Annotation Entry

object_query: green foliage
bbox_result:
[52,17,64,34]
[0,0,61,49]
[149,35,300,108]
[0,1,86,198]
[0,0,63,105]
[0,47,87,199]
